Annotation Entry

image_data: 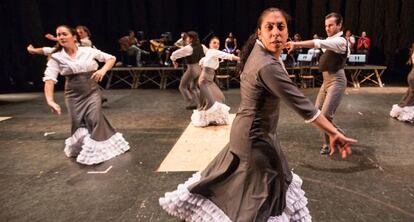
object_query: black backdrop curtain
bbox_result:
[1,0,414,92]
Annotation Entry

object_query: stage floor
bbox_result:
[0,87,413,222]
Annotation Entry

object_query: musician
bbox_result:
[345,30,356,53]
[356,31,371,61]
[223,32,240,55]
[118,30,149,67]
[150,33,173,66]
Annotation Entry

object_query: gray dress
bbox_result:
[160,42,318,222]
[390,59,414,122]
[44,47,130,165]
[399,64,414,107]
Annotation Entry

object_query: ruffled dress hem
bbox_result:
[64,127,130,165]
[159,172,311,222]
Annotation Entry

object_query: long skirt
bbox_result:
[160,135,310,221]
[179,64,202,106]
[64,72,130,165]
[390,67,414,123]
[191,67,230,127]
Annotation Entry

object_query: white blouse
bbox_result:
[42,47,55,55]
[170,44,208,61]
[43,47,115,83]
[80,37,92,47]
[199,49,237,70]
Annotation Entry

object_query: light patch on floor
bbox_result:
[0,117,12,122]
[157,114,235,172]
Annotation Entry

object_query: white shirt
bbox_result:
[80,37,93,47]
[314,31,350,56]
[170,44,208,61]
[347,36,355,44]
[43,47,115,83]
[308,48,321,58]
[199,49,237,70]
[42,47,55,55]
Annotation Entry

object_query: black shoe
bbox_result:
[320,146,330,155]
[185,105,197,110]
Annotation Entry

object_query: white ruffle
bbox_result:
[159,172,232,222]
[76,133,130,165]
[64,127,89,157]
[159,172,311,222]
[191,102,230,127]
[390,104,414,123]
[63,128,130,165]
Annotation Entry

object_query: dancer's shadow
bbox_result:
[301,144,383,174]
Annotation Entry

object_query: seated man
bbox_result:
[119,30,149,67]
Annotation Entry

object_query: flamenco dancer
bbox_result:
[390,42,414,123]
[43,25,129,165]
[160,8,357,222]
[191,36,240,127]
[170,31,208,110]
[286,12,350,155]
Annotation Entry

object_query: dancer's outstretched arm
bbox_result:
[311,114,357,159]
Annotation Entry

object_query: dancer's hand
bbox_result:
[285,41,296,54]
[45,33,57,41]
[27,44,35,54]
[172,61,178,68]
[329,133,357,159]
[91,69,106,82]
[47,101,61,115]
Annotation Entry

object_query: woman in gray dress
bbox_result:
[191,37,239,127]
[43,25,129,165]
[160,8,356,221]
[390,42,414,123]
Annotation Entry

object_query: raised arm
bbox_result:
[170,45,193,61]
[45,33,58,42]
[27,44,45,55]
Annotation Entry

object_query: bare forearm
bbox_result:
[311,114,339,136]
[294,40,315,49]
[101,58,116,72]
[44,80,55,103]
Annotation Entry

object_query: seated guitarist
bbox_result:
[150,34,173,66]
[118,30,149,67]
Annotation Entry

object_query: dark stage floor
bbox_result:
[0,87,413,222]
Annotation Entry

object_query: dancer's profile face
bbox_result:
[257,11,288,55]
[209,38,220,49]
[56,26,76,48]
[325,17,341,37]
[76,28,86,39]
[185,36,193,45]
